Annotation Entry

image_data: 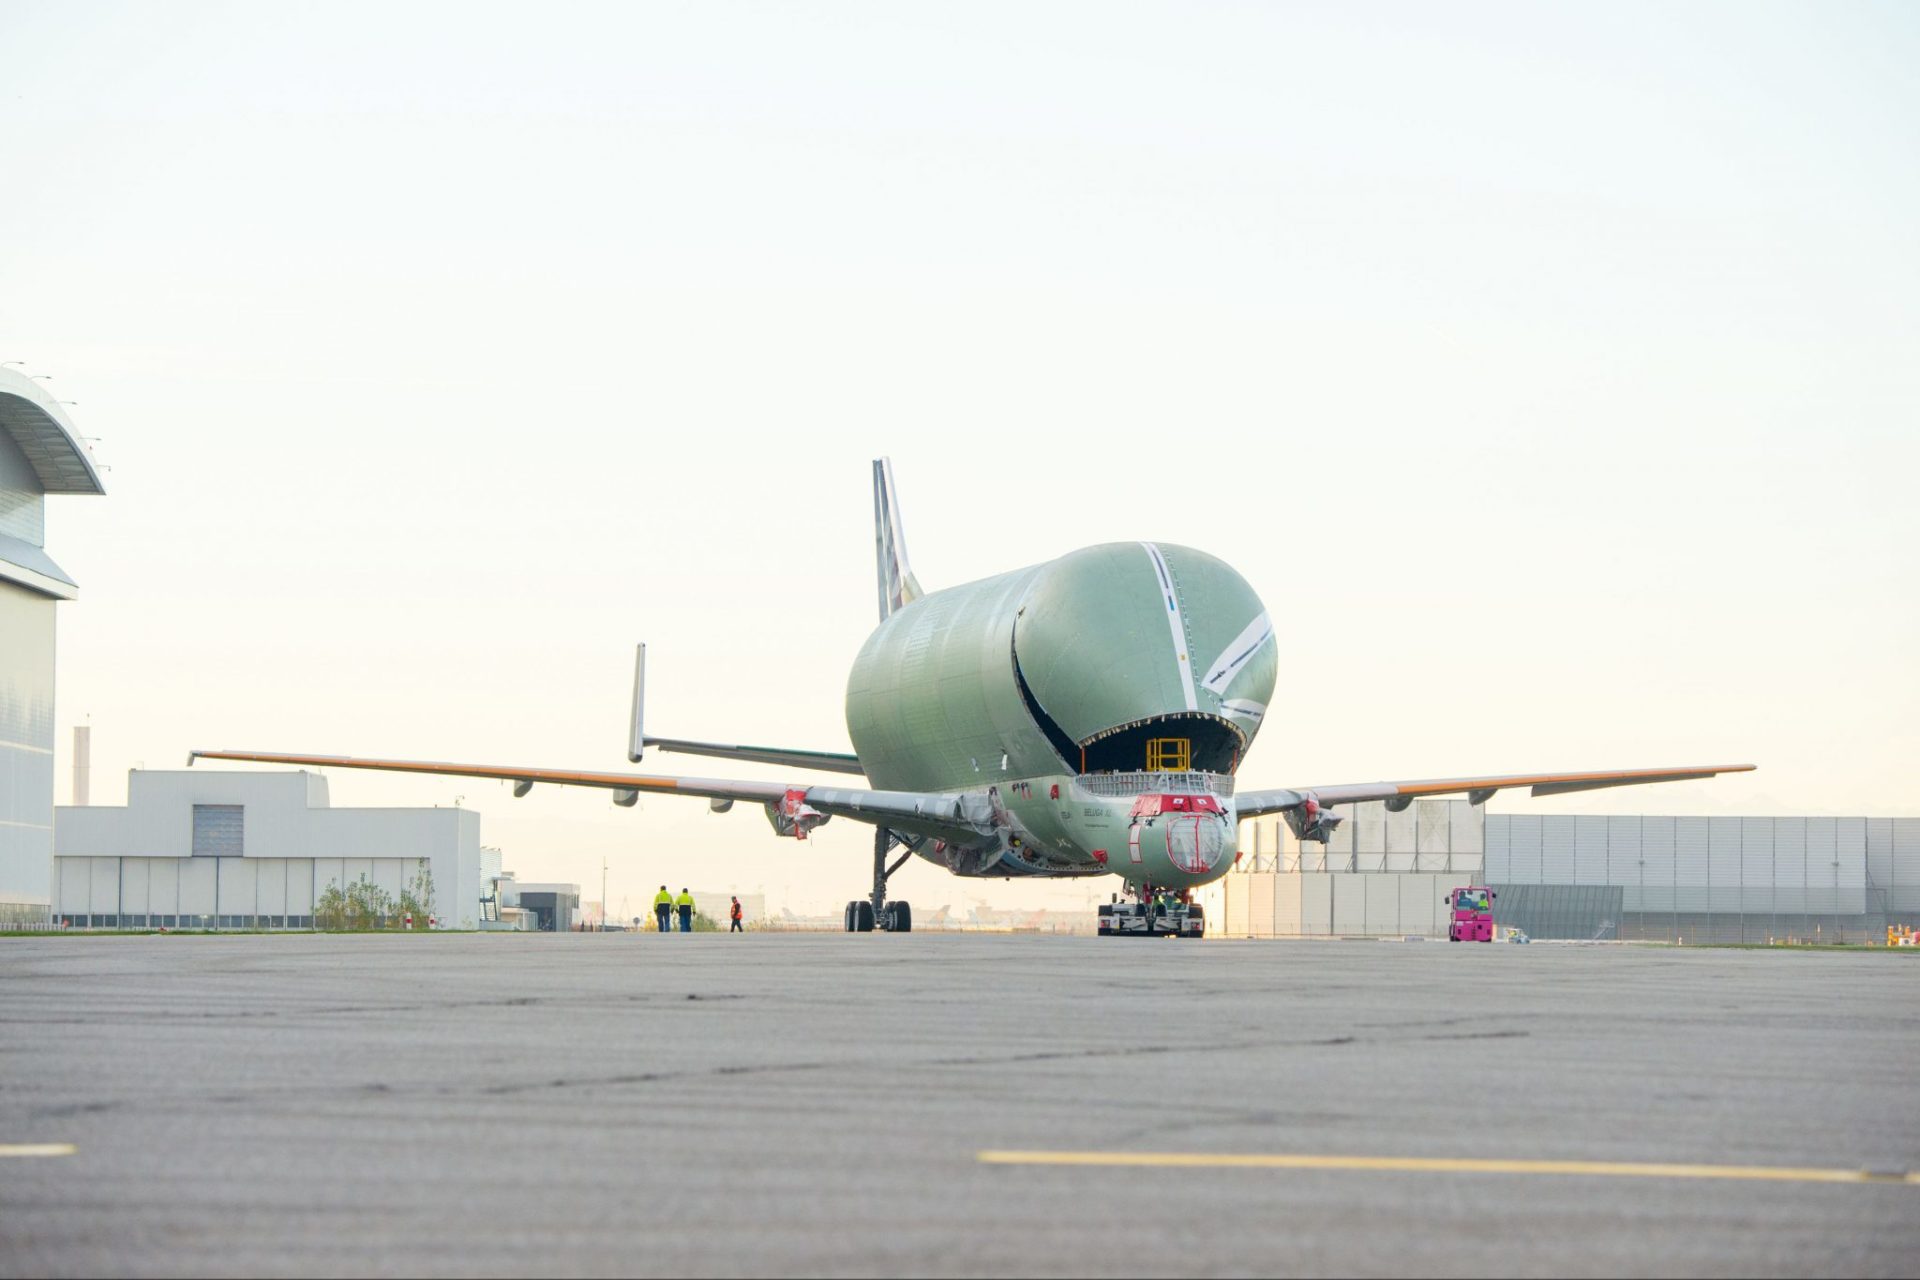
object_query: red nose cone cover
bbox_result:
[1129,794,1224,817]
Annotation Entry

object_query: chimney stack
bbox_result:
[72,725,90,806]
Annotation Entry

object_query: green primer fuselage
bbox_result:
[844,542,1276,888]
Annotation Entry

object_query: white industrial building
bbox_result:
[1206,799,1484,938]
[0,367,104,925]
[1486,813,1919,944]
[54,770,482,929]
[1212,801,1919,943]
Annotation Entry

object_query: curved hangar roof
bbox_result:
[0,368,106,496]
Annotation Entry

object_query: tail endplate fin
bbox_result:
[628,643,646,763]
[872,457,922,621]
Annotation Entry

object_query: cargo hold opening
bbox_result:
[1079,714,1241,774]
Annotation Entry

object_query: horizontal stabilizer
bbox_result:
[643,737,866,776]
[625,644,860,774]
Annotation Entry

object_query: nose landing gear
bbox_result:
[844,827,914,932]
[1097,883,1204,938]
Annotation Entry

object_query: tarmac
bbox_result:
[1,933,1915,1277]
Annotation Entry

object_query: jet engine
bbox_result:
[1283,796,1344,845]
[764,788,830,840]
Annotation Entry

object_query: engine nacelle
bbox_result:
[764,788,829,840]
[1283,796,1344,845]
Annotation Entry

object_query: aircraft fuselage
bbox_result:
[844,541,1274,888]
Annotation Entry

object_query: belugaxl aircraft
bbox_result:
[195,460,1752,935]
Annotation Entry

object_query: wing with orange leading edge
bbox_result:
[185,749,993,847]
[1235,764,1756,819]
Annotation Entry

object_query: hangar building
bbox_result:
[1218,802,1919,943]
[0,367,104,925]
[54,770,483,929]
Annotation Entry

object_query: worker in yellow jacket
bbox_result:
[675,888,695,934]
[653,886,673,933]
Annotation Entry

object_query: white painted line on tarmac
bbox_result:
[978,1150,1920,1186]
[0,1144,75,1159]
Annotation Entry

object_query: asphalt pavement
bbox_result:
[1,933,1915,1277]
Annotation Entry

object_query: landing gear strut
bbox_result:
[844,826,913,933]
[1097,883,1204,938]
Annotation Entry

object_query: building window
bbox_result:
[192,805,244,857]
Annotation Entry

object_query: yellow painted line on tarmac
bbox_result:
[0,1144,75,1159]
[977,1150,1920,1186]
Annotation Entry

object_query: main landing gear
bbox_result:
[844,826,913,933]
[1097,883,1204,938]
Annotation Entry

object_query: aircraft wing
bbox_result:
[1236,764,1755,819]
[187,750,985,846]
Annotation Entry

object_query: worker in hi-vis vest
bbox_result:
[676,888,695,933]
[653,886,673,933]
[729,896,744,933]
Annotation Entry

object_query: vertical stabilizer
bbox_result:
[872,458,923,621]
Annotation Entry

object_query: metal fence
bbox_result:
[1075,771,1236,799]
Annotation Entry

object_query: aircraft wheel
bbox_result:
[887,901,911,933]
[843,902,857,933]
[853,900,875,933]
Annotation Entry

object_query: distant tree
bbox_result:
[314,874,407,931]
[313,867,438,931]
[395,865,436,928]
[314,883,347,931]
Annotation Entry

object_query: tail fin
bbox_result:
[872,457,923,621]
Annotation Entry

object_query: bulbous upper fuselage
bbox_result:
[845,542,1275,887]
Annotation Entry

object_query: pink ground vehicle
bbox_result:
[1446,886,1497,942]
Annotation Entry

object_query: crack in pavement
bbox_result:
[10,1025,1530,1120]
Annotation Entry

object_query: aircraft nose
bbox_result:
[1127,793,1236,879]
[1165,811,1232,875]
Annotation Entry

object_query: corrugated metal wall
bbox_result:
[1216,800,1484,936]
[0,426,46,544]
[1216,871,1476,938]
[1486,814,1902,942]
[0,579,56,920]
[1242,799,1486,875]
[54,854,427,928]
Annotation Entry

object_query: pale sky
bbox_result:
[3,1,1916,918]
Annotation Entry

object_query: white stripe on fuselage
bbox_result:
[1222,698,1266,724]
[1140,542,1198,712]
[1201,612,1273,696]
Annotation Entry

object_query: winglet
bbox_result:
[873,458,922,622]
[627,643,646,763]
